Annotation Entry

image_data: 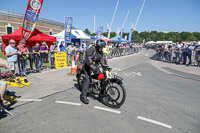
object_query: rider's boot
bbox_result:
[80,95,89,104]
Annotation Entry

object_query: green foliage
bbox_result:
[0,51,7,60]
[83,27,200,43]
[84,28,91,35]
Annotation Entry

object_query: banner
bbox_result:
[55,52,67,69]
[128,30,133,42]
[120,29,123,41]
[21,0,44,41]
[65,17,73,44]
[96,26,103,40]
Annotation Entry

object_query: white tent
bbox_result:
[52,29,95,49]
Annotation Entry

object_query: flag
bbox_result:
[21,0,44,41]
[96,26,103,40]
[128,30,133,42]
[120,29,123,41]
[65,17,73,44]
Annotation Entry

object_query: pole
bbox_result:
[108,0,119,39]
[134,0,146,30]
[121,10,130,30]
[94,15,95,33]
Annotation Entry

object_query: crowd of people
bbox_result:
[1,39,143,75]
[149,42,200,67]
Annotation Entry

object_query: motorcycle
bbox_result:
[76,64,126,109]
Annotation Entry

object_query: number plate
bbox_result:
[106,71,111,79]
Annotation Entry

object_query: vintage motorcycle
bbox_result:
[76,64,126,109]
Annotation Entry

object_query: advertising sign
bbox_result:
[65,17,73,43]
[55,52,67,69]
[96,26,103,40]
[21,0,44,41]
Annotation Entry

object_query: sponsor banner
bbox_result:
[21,0,44,41]
[55,52,67,69]
[96,26,103,40]
[128,30,133,42]
[120,29,123,41]
[65,17,73,44]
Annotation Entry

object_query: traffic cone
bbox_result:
[70,56,77,75]
[76,52,80,60]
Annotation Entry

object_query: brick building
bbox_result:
[0,10,76,42]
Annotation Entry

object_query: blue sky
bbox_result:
[0,0,200,33]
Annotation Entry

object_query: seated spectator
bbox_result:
[0,63,10,106]
[5,39,19,74]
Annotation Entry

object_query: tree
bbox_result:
[84,28,91,35]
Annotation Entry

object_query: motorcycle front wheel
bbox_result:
[102,80,126,109]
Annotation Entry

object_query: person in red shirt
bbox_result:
[17,40,29,73]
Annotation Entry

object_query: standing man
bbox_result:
[174,42,181,64]
[187,43,193,66]
[79,43,86,63]
[50,41,58,69]
[17,40,29,73]
[5,39,19,74]
[32,43,41,70]
[66,42,75,65]
[39,42,48,70]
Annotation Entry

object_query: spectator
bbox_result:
[66,42,75,65]
[74,42,80,63]
[173,42,181,64]
[5,39,19,74]
[79,43,86,63]
[32,43,41,70]
[17,40,29,73]
[187,43,193,66]
[194,44,200,67]
[0,63,10,106]
[181,43,187,65]
[59,41,66,52]
[40,42,48,70]
[50,41,58,69]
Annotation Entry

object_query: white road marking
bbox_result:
[94,106,121,114]
[137,116,172,129]
[132,72,142,76]
[17,99,42,102]
[55,101,81,106]
[124,72,130,76]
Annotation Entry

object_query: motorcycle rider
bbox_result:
[80,40,108,104]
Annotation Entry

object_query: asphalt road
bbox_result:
[0,49,200,133]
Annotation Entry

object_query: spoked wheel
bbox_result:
[77,72,85,91]
[103,80,126,109]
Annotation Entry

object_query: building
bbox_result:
[0,10,76,42]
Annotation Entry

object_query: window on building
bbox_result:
[6,24,13,35]
[49,29,53,35]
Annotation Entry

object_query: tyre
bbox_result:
[103,80,126,109]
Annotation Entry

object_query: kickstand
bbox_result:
[0,106,13,116]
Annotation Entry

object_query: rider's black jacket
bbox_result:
[84,46,107,74]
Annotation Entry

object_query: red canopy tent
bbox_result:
[2,27,56,54]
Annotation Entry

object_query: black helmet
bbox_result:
[96,39,106,48]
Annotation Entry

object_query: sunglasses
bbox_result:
[10,42,16,44]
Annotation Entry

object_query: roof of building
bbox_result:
[0,10,76,29]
